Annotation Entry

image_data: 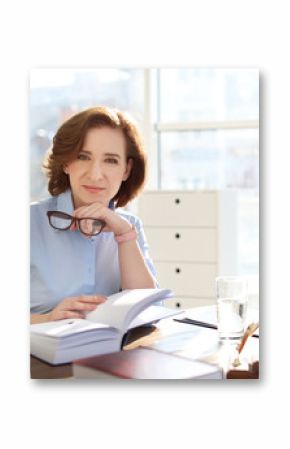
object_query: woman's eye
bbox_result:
[105,158,118,164]
[77,153,89,160]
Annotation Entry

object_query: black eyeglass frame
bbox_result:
[47,211,106,236]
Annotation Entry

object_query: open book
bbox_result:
[30,288,178,365]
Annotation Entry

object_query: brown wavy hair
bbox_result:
[43,106,147,207]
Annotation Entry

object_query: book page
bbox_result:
[128,305,182,329]
[86,288,173,331]
[30,318,113,337]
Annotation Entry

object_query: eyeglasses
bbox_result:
[47,211,105,236]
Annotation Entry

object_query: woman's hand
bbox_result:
[73,202,132,236]
[47,295,107,321]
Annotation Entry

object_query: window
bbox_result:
[158,68,258,122]
[159,129,258,190]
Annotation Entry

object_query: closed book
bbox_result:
[73,347,223,379]
[30,288,180,365]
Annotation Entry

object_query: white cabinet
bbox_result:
[137,190,238,309]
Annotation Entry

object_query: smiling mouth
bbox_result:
[83,185,105,193]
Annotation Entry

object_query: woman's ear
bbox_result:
[122,158,133,181]
[63,165,69,175]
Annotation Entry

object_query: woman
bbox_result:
[30,106,158,324]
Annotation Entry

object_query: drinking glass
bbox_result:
[216,276,248,343]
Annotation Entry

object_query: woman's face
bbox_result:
[64,127,133,208]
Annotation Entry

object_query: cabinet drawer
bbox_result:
[146,228,217,262]
[138,192,217,227]
[155,262,217,297]
[164,297,216,310]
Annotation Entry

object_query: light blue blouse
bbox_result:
[30,189,158,314]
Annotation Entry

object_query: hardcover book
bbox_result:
[73,347,223,379]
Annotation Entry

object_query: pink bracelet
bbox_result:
[114,226,137,244]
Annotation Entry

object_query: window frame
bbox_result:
[147,68,259,190]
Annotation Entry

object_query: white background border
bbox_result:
[1,1,288,447]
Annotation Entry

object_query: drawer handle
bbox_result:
[175,233,180,239]
[176,302,181,308]
[175,268,181,273]
[175,198,180,204]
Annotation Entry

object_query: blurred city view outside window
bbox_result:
[158,68,258,122]
[30,68,259,279]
